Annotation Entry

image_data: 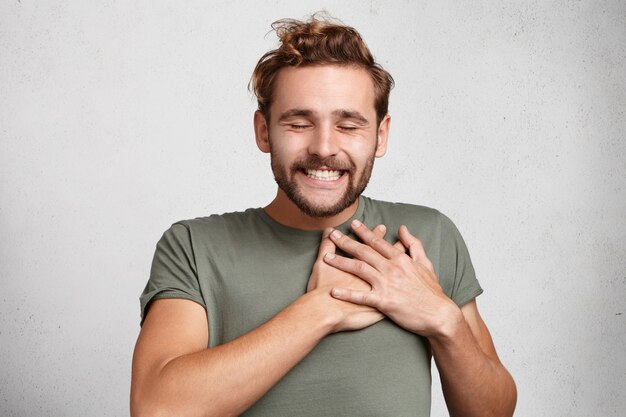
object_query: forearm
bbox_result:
[429,308,517,417]
[131,291,334,417]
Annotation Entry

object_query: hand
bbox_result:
[306,225,387,333]
[307,224,387,292]
[324,220,460,337]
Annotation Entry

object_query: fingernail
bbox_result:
[324,252,335,260]
[323,228,333,238]
[352,219,362,228]
[378,224,386,231]
[331,288,343,297]
[331,230,342,239]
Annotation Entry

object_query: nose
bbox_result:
[307,124,339,158]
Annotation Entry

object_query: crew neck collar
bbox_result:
[255,196,366,241]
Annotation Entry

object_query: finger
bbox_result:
[329,228,384,267]
[393,241,406,253]
[317,227,336,260]
[350,220,401,259]
[398,225,433,269]
[331,287,381,309]
[373,224,387,238]
[324,252,381,287]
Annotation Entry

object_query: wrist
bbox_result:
[293,289,340,336]
[427,302,464,343]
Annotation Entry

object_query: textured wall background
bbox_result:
[1,1,624,416]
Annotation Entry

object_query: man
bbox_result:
[131,15,516,417]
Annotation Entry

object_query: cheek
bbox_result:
[269,141,301,168]
[346,142,377,166]
[273,144,299,162]
[270,134,308,160]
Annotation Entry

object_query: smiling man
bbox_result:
[131,15,516,417]
[260,64,387,228]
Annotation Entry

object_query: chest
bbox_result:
[196,236,318,342]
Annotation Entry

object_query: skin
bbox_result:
[257,65,390,230]
[130,65,516,417]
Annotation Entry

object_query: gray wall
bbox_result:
[1,1,624,416]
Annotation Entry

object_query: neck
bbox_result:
[263,189,359,231]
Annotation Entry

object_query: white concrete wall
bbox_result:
[1,1,624,416]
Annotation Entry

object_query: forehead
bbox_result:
[270,65,376,118]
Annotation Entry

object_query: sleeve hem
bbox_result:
[452,287,483,308]
[140,290,206,326]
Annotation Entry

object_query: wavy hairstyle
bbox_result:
[250,13,394,126]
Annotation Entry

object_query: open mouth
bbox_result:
[304,169,345,181]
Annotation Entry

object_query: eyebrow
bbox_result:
[278,108,370,125]
[278,108,314,121]
[332,109,369,125]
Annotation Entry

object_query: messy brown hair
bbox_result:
[250,13,394,126]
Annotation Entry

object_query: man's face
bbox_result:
[256,65,389,218]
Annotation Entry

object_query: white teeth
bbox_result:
[305,169,342,181]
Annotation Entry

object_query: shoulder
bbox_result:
[361,196,467,249]
[362,196,447,226]
[153,208,264,253]
[167,207,262,237]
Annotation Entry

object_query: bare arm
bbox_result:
[131,229,383,417]
[131,292,334,417]
[325,221,517,417]
[429,300,517,417]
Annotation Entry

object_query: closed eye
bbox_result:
[289,124,311,130]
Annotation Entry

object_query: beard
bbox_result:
[270,146,376,218]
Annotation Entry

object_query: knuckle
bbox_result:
[378,258,390,270]
[361,292,377,307]
[385,262,402,276]
[355,261,368,274]
[354,245,368,259]
[390,252,405,262]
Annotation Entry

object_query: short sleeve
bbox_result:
[438,213,483,307]
[139,222,206,324]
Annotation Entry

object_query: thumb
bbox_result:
[317,227,337,260]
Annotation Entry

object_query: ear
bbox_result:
[254,110,270,153]
[375,114,391,157]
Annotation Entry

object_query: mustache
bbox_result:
[290,156,355,173]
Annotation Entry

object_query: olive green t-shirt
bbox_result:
[140,196,482,416]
